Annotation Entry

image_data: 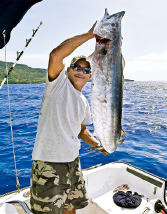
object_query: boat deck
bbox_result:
[0,162,166,214]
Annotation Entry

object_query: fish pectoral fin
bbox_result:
[87,52,95,64]
[118,138,125,146]
[93,131,96,137]
[122,54,126,69]
[121,129,127,137]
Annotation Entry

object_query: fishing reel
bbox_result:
[154,200,167,214]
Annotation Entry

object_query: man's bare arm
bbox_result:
[48,23,96,81]
[78,125,99,147]
[78,125,109,155]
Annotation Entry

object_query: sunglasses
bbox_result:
[70,65,91,74]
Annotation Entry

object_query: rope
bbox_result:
[1,21,42,191]
[3,30,20,192]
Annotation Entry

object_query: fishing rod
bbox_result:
[0,21,43,90]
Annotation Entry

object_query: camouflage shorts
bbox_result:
[30,157,88,214]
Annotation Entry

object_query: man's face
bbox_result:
[67,59,92,91]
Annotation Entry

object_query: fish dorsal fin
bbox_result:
[87,52,94,62]
[103,8,110,19]
[118,138,125,146]
[122,55,126,70]
[121,129,127,137]
[87,52,94,71]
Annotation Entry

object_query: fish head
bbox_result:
[94,9,125,43]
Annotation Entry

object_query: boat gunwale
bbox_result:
[0,186,30,199]
[0,161,166,207]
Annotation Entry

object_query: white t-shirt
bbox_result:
[32,67,92,162]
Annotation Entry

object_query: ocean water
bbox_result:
[0,81,167,195]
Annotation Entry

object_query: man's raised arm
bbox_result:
[48,23,96,82]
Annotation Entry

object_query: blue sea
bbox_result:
[0,81,167,195]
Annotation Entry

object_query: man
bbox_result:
[30,23,108,214]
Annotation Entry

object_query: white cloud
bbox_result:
[1,51,49,69]
[1,49,89,70]
[2,49,167,82]
[124,51,167,81]
[19,53,49,68]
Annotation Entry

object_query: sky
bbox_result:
[1,0,167,81]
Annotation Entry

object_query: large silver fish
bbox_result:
[89,9,126,153]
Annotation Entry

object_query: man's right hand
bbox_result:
[88,22,97,38]
[87,145,110,155]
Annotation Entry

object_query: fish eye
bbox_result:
[111,23,117,27]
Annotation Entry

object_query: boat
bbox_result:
[0,161,167,214]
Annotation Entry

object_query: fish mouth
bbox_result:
[95,34,115,43]
[110,30,116,33]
